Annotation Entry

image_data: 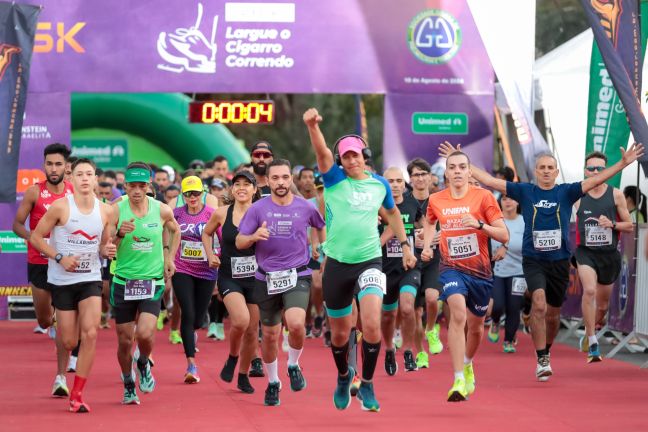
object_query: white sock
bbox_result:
[454,371,464,380]
[265,359,279,383]
[288,346,303,366]
[463,355,472,365]
[588,335,598,346]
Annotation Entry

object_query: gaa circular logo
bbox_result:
[407,10,462,64]
[618,256,629,315]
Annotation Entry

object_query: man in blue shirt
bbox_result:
[439,141,644,382]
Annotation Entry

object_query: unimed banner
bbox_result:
[607,232,637,333]
[0,2,40,202]
[581,0,648,176]
[584,0,648,186]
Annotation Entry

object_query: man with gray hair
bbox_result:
[438,141,644,382]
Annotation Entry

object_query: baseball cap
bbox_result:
[314,176,324,189]
[338,136,365,157]
[250,141,273,155]
[232,170,257,186]
[189,159,205,170]
[210,178,227,189]
[125,166,151,183]
[161,164,175,182]
[181,175,204,193]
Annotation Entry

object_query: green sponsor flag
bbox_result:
[585,0,648,187]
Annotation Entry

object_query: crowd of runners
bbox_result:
[12,107,645,413]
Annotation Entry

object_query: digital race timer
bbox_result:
[188,101,275,124]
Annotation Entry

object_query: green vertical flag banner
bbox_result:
[585,0,648,187]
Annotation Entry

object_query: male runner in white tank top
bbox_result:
[31,158,116,413]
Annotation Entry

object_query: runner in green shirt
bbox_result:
[303,108,417,412]
[110,162,180,405]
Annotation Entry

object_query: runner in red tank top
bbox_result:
[12,143,74,397]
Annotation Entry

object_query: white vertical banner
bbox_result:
[468,0,549,179]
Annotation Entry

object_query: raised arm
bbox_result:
[303,108,334,174]
[582,143,645,194]
[439,141,507,193]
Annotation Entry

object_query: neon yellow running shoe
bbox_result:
[447,377,467,402]
[156,310,167,331]
[426,323,443,354]
[169,329,182,344]
[463,363,475,395]
[415,351,429,369]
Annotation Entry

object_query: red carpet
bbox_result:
[1,321,646,432]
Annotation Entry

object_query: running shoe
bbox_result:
[136,359,156,393]
[404,350,418,372]
[237,373,255,394]
[350,374,361,397]
[536,354,552,382]
[156,309,167,331]
[215,323,225,341]
[169,329,182,344]
[184,363,200,383]
[305,324,314,339]
[33,325,47,334]
[313,315,324,338]
[264,382,281,406]
[393,329,403,349]
[122,379,140,405]
[487,322,500,343]
[52,374,69,397]
[357,381,380,412]
[48,325,57,340]
[282,328,290,352]
[67,355,78,373]
[579,336,589,353]
[416,351,429,369]
[207,322,218,339]
[464,363,475,395]
[333,367,355,409]
[587,343,603,363]
[249,358,265,377]
[69,398,91,413]
[426,323,443,354]
[288,364,306,391]
[384,349,398,376]
[503,341,516,353]
[220,356,237,382]
[447,377,467,402]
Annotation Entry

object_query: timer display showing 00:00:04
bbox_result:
[189,101,275,124]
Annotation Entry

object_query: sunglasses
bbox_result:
[410,172,429,178]
[585,166,605,172]
[183,191,202,198]
[252,151,272,159]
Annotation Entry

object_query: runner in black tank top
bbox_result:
[202,170,261,393]
[574,152,634,363]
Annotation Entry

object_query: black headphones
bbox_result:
[332,134,372,166]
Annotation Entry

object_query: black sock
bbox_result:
[348,328,358,370]
[536,349,547,358]
[361,340,381,381]
[227,354,239,364]
[545,343,552,354]
[137,356,148,370]
[331,342,349,375]
[71,340,81,357]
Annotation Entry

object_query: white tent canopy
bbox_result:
[533,29,647,192]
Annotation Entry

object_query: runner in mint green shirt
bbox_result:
[110,162,180,406]
[304,108,417,413]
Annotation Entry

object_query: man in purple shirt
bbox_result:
[237,159,326,407]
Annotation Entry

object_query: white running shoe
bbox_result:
[33,325,47,334]
[535,355,553,382]
[52,374,69,397]
[67,355,78,373]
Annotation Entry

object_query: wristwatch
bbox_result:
[612,221,617,230]
[54,253,63,263]
[477,220,484,230]
[400,240,410,248]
